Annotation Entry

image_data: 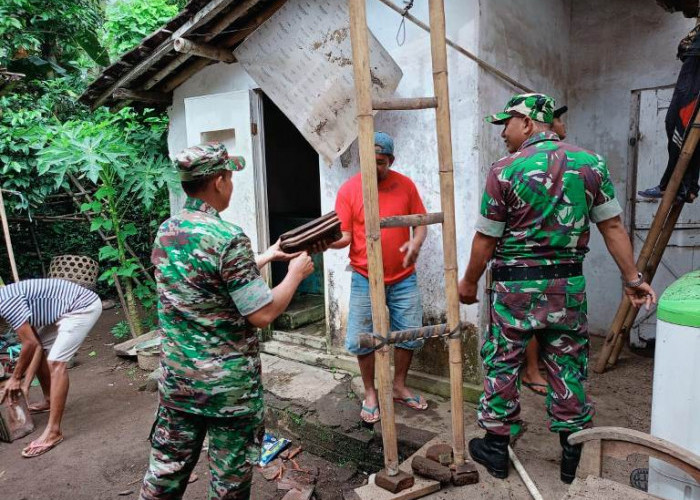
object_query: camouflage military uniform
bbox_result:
[140,144,269,500]
[475,125,622,437]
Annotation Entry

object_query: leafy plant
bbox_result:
[103,0,180,59]
[111,321,132,340]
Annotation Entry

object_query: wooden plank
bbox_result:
[380,212,443,228]
[112,88,172,103]
[159,57,212,93]
[372,97,437,110]
[428,0,465,466]
[0,189,19,282]
[173,37,236,62]
[348,0,399,477]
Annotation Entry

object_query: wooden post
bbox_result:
[0,189,19,282]
[428,0,465,465]
[348,0,400,476]
[595,109,700,373]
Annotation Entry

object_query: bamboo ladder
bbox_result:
[348,0,465,481]
[594,101,700,373]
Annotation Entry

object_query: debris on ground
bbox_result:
[258,444,318,499]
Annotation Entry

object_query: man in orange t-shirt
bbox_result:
[331,131,428,424]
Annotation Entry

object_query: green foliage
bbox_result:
[0,0,108,71]
[103,0,180,59]
[111,320,132,340]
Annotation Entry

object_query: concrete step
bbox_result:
[274,294,325,330]
[260,340,482,403]
[271,320,327,350]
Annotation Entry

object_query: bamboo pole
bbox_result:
[595,110,700,373]
[380,212,444,228]
[608,201,684,364]
[348,0,400,476]
[372,97,437,110]
[428,0,465,466]
[0,188,19,282]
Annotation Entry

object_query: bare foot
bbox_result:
[522,369,548,396]
[29,401,50,413]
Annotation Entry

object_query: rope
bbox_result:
[395,0,415,46]
[365,322,463,350]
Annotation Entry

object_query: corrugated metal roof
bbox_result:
[80,0,285,110]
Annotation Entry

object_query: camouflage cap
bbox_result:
[486,93,555,125]
[174,142,245,181]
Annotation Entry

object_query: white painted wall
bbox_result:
[567,0,694,333]
[164,0,694,376]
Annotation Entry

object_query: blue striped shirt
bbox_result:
[0,279,99,330]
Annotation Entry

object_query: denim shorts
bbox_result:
[345,272,424,356]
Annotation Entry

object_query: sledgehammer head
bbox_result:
[425,443,454,466]
[375,469,415,493]
[451,461,479,486]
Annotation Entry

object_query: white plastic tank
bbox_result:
[648,270,700,500]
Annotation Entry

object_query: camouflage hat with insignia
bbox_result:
[485,93,556,125]
[174,142,245,181]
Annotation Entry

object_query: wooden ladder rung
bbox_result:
[372,97,437,110]
[380,212,444,228]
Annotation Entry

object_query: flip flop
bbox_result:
[360,401,380,424]
[29,404,50,414]
[523,381,548,397]
[21,436,64,458]
[393,394,428,411]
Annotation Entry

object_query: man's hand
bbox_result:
[458,278,479,304]
[1,376,22,403]
[288,252,314,281]
[265,239,301,262]
[308,240,331,254]
[625,282,657,310]
[400,239,422,268]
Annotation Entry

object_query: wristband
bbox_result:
[623,271,644,288]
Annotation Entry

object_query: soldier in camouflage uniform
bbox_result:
[458,94,656,483]
[139,142,314,500]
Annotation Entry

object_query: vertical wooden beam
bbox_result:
[428,0,465,465]
[348,0,399,476]
[0,189,19,282]
[595,110,698,372]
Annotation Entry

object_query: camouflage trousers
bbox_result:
[478,282,595,437]
[139,404,265,500]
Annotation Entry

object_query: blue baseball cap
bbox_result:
[374,131,394,155]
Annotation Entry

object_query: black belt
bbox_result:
[491,263,583,282]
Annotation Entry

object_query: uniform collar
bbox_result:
[519,130,560,151]
[184,197,220,217]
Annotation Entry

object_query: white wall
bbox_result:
[567,0,693,333]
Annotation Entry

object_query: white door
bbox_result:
[632,87,700,345]
[184,90,269,253]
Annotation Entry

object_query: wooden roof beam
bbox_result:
[112,88,172,103]
[173,38,236,63]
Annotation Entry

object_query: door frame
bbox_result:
[250,89,271,280]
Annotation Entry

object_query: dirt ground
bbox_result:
[0,307,655,500]
[0,309,366,500]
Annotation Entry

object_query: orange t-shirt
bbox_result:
[335,170,427,284]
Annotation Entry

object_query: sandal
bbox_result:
[29,403,50,414]
[393,394,428,411]
[523,381,548,397]
[360,401,380,424]
[22,436,64,458]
